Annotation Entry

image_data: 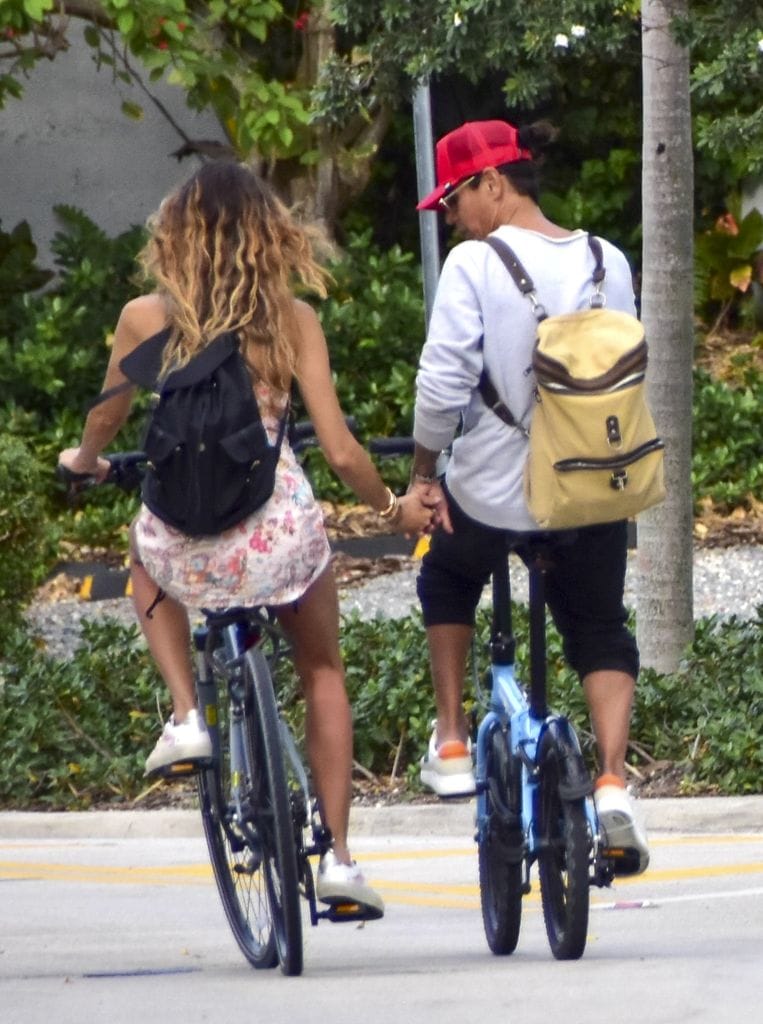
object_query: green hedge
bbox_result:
[2,606,759,809]
[0,432,52,638]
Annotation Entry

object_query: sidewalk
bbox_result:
[1,795,762,840]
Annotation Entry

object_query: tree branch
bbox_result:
[58,1,113,29]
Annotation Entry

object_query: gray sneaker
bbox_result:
[595,778,650,875]
[419,726,476,798]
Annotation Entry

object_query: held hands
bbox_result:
[393,488,440,537]
[406,478,453,535]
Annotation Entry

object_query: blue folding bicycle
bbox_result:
[474,539,637,960]
[369,436,636,961]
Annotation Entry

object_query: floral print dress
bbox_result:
[133,383,331,609]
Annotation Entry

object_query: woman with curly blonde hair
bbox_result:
[59,161,432,915]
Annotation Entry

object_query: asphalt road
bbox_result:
[1,800,762,1024]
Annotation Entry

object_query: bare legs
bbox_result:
[426,623,474,746]
[130,554,197,722]
[275,567,354,865]
[132,539,355,865]
[426,623,636,779]
[583,670,635,781]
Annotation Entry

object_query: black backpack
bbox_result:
[101,327,288,537]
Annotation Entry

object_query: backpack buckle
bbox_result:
[606,415,622,447]
[528,291,548,321]
[610,470,628,491]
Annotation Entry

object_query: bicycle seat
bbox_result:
[202,605,267,627]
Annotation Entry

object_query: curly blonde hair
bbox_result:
[139,161,329,392]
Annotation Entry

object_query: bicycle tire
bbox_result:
[478,723,524,955]
[243,648,303,976]
[197,681,278,970]
[536,736,591,960]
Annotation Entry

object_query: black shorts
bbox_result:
[416,492,639,681]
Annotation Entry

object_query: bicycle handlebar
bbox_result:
[56,418,359,499]
[368,436,414,457]
[56,451,147,497]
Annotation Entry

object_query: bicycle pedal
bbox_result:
[601,845,643,876]
[323,901,383,923]
[146,757,211,781]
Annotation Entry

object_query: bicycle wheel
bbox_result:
[243,648,303,976]
[478,723,524,955]
[536,736,591,960]
[197,681,278,970]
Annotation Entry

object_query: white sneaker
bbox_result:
[419,725,476,798]
[144,709,212,776]
[595,776,650,875]
[316,850,384,917]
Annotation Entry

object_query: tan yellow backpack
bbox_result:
[478,235,665,530]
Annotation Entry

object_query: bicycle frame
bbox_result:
[474,552,608,882]
[193,608,369,927]
[194,619,261,849]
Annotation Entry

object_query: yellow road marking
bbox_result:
[355,834,763,863]
[0,861,214,885]
[2,860,762,903]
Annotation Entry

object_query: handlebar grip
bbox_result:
[368,436,414,456]
[56,464,96,485]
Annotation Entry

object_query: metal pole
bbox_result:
[412,80,440,328]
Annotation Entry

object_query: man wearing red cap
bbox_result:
[409,119,649,874]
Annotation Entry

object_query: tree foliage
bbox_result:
[329,1,761,173]
[1,1,760,230]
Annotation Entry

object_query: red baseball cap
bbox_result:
[416,120,532,211]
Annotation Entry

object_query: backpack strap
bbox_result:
[87,327,172,410]
[88,329,240,410]
[587,235,607,308]
[477,233,606,431]
[477,236,539,433]
[484,236,547,322]
[477,370,528,435]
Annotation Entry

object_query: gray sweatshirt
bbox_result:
[414,226,637,530]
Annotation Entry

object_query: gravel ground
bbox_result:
[340,544,763,622]
[23,544,762,660]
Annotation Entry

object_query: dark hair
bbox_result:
[496,120,559,203]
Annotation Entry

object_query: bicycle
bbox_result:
[369,437,638,961]
[57,426,382,978]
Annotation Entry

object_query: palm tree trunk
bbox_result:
[637,0,695,671]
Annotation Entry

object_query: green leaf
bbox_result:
[120,100,144,121]
[22,0,54,19]
[116,10,135,35]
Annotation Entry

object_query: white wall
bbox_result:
[0,27,224,271]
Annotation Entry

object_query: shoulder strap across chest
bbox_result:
[477,233,606,432]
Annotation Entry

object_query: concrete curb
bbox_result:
[1,795,762,841]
